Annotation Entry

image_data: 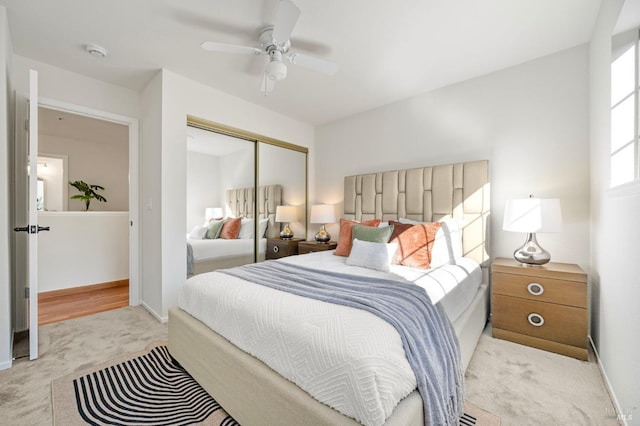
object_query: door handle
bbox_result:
[13,225,51,233]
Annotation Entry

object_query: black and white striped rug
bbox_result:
[53,344,498,426]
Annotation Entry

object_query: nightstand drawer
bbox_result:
[493,272,587,308]
[298,241,337,255]
[492,294,587,349]
[266,238,302,259]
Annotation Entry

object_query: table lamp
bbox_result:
[310,204,336,243]
[503,195,562,265]
[275,205,297,239]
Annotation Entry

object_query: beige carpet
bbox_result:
[0,306,618,425]
[464,325,620,426]
[51,341,498,426]
[0,306,168,426]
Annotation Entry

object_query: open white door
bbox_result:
[27,70,39,360]
[15,70,41,359]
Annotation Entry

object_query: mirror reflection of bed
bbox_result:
[185,123,308,276]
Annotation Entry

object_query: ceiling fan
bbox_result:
[201,0,338,95]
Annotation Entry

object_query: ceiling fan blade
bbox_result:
[260,73,278,95]
[288,53,338,75]
[201,41,262,55]
[272,0,300,44]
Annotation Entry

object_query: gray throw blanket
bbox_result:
[186,243,193,276]
[220,260,463,426]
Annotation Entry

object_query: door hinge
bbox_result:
[24,287,29,299]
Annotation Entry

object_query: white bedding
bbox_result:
[178,252,481,426]
[187,237,267,261]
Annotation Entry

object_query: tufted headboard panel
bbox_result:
[226,184,282,239]
[344,160,490,265]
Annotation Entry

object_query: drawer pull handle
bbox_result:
[273,245,280,253]
[527,282,544,296]
[527,313,545,327]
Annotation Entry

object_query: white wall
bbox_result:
[589,0,640,423]
[40,133,128,211]
[186,151,221,231]
[140,69,314,320]
[12,56,140,119]
[315,45,591,271]
[219,144,254,216]
[37,212,129,292]
[0,6,14,370]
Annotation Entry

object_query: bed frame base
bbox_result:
[168,283,488,425]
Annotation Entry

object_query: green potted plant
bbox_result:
[69,180,107,211]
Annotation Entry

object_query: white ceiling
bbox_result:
[39,107,128,145]
[2,0,603,125]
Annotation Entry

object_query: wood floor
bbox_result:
[39,282,129,326]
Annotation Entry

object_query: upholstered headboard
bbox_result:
[343,160,490,265]
[226,185,282,239]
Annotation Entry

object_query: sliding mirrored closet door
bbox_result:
[186,124,256,276]
[258,141,307,257]
[186,116,308,274]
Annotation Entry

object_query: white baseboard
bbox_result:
[142,301,168,323]
[589,336,628,426]
[0,359,12,370]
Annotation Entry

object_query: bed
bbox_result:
[187,185,282,275]
[170,160,490,425]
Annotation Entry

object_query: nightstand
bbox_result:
[298,240,337,255]
[266,238,304,260]
[491,257,588,360]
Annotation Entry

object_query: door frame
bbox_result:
[38,97,141,306]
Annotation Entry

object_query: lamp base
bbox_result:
[314,225,331,243]
[280,224,293,240]
[514,233,551,265]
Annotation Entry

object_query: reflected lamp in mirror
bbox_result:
[503,195,562,265]
[205,207,223,222]
[310,204,337,243]
[275,205,297,239]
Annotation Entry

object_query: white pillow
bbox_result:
[238,218,270,239]
[187,225,207,240]
[346,239,397,272]
[398,218,463,267]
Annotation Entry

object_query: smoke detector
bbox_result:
[85,44,108,58]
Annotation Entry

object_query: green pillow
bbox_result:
[352,224,394,243]
[205,219,225,239]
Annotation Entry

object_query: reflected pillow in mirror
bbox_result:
[188,225,207,240]
[219,217,242,239]
[205,220,225,239]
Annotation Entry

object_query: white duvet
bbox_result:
[187,237,266,261]
[178,251,481,426]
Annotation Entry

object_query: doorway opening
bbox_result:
[36,106,131,325]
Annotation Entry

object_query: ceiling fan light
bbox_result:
[265,60,287,81]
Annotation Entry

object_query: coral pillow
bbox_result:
[219,217,242,239]
[334,218,381,256]
[388,220,413,242]
[390,220,443,268]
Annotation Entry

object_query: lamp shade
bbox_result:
[310,204,337,224]
[275,205,297,223]
[503,197,562,233]
[205,207,223,221]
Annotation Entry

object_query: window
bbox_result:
[610,29,639,188]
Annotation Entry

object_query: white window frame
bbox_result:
[610,28,640,190]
